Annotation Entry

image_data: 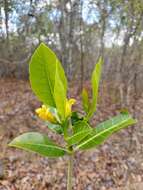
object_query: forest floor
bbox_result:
[0,78,143,190]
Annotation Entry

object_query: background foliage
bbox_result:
[0,0,143,107]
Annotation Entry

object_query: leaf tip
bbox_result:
[8,141,14,147]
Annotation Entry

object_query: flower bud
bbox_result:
[35,105,57,123]
[65,98,76,117]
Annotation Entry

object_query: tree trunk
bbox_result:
[4,0,9,44]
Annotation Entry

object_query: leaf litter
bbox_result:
[0,78,143,190]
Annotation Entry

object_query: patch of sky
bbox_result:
[82,0,100,24]
[49,8,61,22]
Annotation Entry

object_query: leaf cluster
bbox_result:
[9,43,136,157]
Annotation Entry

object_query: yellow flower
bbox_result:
[35,105,57,123]
[65,98,76,117]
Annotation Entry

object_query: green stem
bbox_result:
[67,154,73,190]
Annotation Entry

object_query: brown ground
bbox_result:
[0,79,143,190]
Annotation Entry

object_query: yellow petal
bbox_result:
[35,105,57,123]
[68,98,76,105]
[46,111,56,123]
[39,112,47,120]
[42,105,47,111]
[35,108,42,114]
[65,98,76,117]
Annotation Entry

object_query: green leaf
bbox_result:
[66,129,92,146]
[71,112,83,126]
[9,132,67,157]
[76,113,137,150]
[87,57,103,119]
[46,122,63,134]
[54,62,66,120]
[81,88,90,114]
[73,120,92,134]
[29,43,67,107]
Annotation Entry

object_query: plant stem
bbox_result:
[67,154,73,190]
